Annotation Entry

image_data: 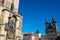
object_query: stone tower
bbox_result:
[46,17,58,40]
[4,0,19,12]
[0,0,23,40]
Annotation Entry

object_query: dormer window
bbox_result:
[0,0,4,4]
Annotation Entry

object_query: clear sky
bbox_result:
[18,0,60,34]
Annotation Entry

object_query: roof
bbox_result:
[23,32,34,36]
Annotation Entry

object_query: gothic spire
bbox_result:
[52,17,56,23]
[46,18,49,24]
[36,29,40,34]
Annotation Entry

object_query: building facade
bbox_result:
[23,30,41,40]
[45,17,58,40]
[23,32,35,40]
[0,0,23,40]
[35,30,41,40]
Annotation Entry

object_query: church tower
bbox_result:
[0,0,23,40]
[14,0,19,12]
[52,17,58,32]
[46,17,58,40]
[46,19,50,34]
[0,0,19,12]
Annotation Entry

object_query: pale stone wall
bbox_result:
[4,11,10,23]
[16,14,23,40]
[4,0,19,12]
[0,8,7,40]
[0,6,2,15]
[16,16,22,29]
[14,0,19,12]
[0,0,22,40]
[4,0,11,9]
[16,29,21,40]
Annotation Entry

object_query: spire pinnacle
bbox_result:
[46,18,49,24]
[52,17,56,23]
[36,29,40,34]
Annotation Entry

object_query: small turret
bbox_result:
[46,19,50,30]
[36,29,40,34]
[46,18,49,24]
[52,17,58,33]
[52,17,57,28]
[35,29,41,40]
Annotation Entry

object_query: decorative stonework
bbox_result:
[0,0,22,40]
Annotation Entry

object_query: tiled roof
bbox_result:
[23,32,34,36]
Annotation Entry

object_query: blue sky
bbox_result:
[18,0,60,34]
